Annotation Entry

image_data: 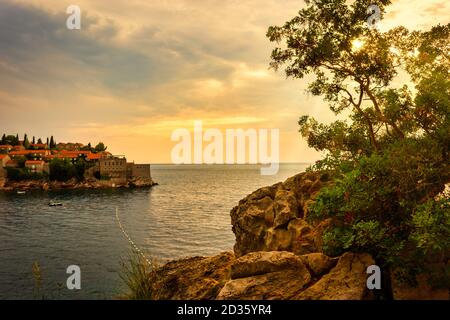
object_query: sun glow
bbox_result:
[351,39,365,52]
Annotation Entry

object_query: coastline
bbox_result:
[0,177,158,192]
[136,171,449,300]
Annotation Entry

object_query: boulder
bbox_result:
[231,172,330,257]
[150,252,234,300]
[294,252,375,300]
[217,251,312,300]
[299,252,337,276]
[230,251,307,279]
[217,269,311,300]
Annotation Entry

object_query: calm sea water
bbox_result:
[0,163,308,299]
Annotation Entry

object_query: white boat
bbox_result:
[17,191,26,195]
[48,201,63,207]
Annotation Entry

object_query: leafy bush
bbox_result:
[6,167,44,181]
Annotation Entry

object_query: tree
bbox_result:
[49,136,55,149]
[49,159,76,182]
[15,134,19,145]
[1,134,5,144]
[32,136,35,144]
[94,142,107,153]
[268,0,449,299]
[23,134,30,149]
[3,134,19,146]
[37,138,43,144]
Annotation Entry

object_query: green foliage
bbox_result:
[49,136,56,149]
[49,158,86,182]
[94,142,107,153]
[1,134,20,146]
[269,0,450,295]
[410,198,450,254]
[23,134,30,149]
[6,167,44,181]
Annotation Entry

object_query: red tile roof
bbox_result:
[87,153,102,160]
[9,150,49,155]
[0,154,9,159]
[25,160,45,165]
[0,145,13,149]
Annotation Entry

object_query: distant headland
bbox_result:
[0,133,157,191]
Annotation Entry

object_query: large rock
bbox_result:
[231,171,331,257]
[294,252,375,300]
[149,252,234,300]
[217,251,312,300]
[230,251,307,279]
[299,252,337,276]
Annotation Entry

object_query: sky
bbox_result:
[0,0,448,163]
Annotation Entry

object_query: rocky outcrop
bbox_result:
[149,252,234,300]
[217,251,311,300]
[0,177,157,191]
[150,250,374,300]
[294,252,374,300]
[145,170,448,300]
[231,171,331,257]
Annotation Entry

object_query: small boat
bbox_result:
[48,201,63,207]
[17,191,26,195]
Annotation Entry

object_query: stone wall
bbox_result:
[132,164,151,179]
[99,157,127,183]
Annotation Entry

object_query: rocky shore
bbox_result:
[146,171,448,300]
[0,177,157,192]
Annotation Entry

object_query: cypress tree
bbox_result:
[23,134,30,149]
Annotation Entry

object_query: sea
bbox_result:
[0,163,309,299]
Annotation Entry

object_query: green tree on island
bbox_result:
[1,134,19,146]
[94,142,107,153]
[23,134,30,149]
[49,136,56,149]
[268,0,449,299]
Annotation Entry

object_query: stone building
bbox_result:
[99,156,127,183]
[25,160,45,173]
[126,162,152,180]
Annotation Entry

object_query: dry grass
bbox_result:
[119,250,159,300]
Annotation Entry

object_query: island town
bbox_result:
[0,134,156,191]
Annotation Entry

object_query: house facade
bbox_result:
[25,160,45,174]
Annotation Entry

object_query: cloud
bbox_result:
[0,0,448,163]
